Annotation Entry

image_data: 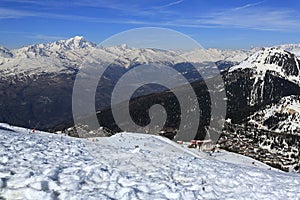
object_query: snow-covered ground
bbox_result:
[185,145,279,171]
[0,123,300,200]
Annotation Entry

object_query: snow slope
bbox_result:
[0,124,300,199]
[185,146,278,171]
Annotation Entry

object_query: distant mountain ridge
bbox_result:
[0,36,300,132]
[0,36,254,78]
[1,37,299,79]
[275,43,300,56]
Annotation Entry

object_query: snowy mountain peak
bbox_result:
[13,36,96,58]
[72,35,84,41]
[64,36,96,49]
[120,43,128,49]
[256,48,296,65]
[0,37,99,77]
[230,47,300,78]
[227,47,300,107]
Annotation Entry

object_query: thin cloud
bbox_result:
[0,0,70,7]
[232,1,265,11]
[0,8,36,19]
[195,6,300,32]
[157,0,185,9]
[0,0,37,3]
[0,8,109,22]
[1,5,300,32]
[27,34,66,41]
[0,30,33,35]
[73,0,138,12]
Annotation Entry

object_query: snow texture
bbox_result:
[0,123,300,199]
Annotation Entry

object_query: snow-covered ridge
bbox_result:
[0,36,98,77]
[228,48,300,105]
[1,123,300,199]
[13,36,96,58]
[0,37,299,79]
[229,48,300,76]
[0,36,253,78]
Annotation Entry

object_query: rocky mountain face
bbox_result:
[247,95,300,134]
[224,48,300,125]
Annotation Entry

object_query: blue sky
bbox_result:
[0,0,299,49]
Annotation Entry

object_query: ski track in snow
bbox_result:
[0,124,300,200]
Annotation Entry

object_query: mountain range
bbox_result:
[1,37,300,172]
[0,36,252,130]
[0,36,250,127]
